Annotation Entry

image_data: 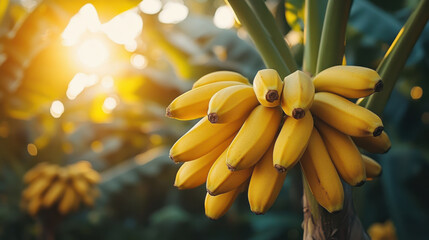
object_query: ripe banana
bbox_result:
[273,112,313,172]
[207,85,259,124]
[206,149,253,196]
[71,176,89,196]
[58,186,76,214]
[300,128,344,213]
[193,71,250,89]
[315,119,366,186]
[174,136,234,189]
[23,176,53,199]
[43,179,66,207]
[362,155,382,180]
[311,92,384,137]
[23,163,47,183]
[253,69,283,107]
[352,131,391,154]
[166,81,246,120]
[226,105,282,170]
[27,197,42,216]
[204,187,240,220]
[81,169,101,184]
[281,70,315,119]
[170,116,244,162]
[313,65,383,98]
[248,143,286,214]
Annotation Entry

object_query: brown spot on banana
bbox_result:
[265,90,279,103]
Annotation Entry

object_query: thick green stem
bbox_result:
[365,0,429,115]
[248,0,297,73]
[303,0,326,75]
[226,0,290,78]
[316,0,352,73]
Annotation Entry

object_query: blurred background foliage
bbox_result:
[0,0,427,239]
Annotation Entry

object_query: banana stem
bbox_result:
[226,0,290,78]
[365,0,429,116]
[247,0,298,73]
[303,0,327,75]
[315,0,352,74]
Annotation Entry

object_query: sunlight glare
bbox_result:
[50,100,64,118]
[101,75,114,89]
[77,38,109,68]
[62,4,101,46]
[125,40,138,52]
[213,5,235,29]
[139,0,162,14]
[102,11,143,45]
[158,2,188,24]
[67,73,99,100]
[102,97,118,113]
[131,54,148,69]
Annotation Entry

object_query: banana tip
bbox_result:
[208,113,219,123]
[206,189,216,196]
[384,146,391,154]
[292,108,305,119]
[253,211,265,215]
[166,107,173,118]
[226,163,237,171]
[374,80,384,92]
[265,90,279,103]
[274,164,287,173]
[373,126,384,137]
[355,180,366,187]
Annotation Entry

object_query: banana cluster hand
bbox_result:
[166,66,390,219]
[22,161,100,216]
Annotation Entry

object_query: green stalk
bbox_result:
[226,0,290,78]
[303,0,326,75]
[247,0,297,73]
[316,0,352,73]
[365,0,429,115]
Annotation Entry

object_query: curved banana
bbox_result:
[204,188,240,220]
[352,131,391,154]
[248,143,286,214]
[226,105,282,170]
[193,71,250,89]
[311,92,384,137]
[23,163,47,183]
[300,128,344,213]
[170,116,244,162]
[81,170,101,184]
[315,119,366,186]
[281,70,315,119]
[313,65,383,98]
[27,197,42,216]
[23,176,53,199]
[273,112,313,172]
[174,136,234,189]
[206,149,253,196]
[362,155,382,180]
[253,69,283,107]
[71,175,89,196]
[43,179,66,207]
[166,81,246,120]
[207,85,259,123]
[58,186,77,214]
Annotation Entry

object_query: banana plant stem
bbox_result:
[365,0,429,116]
[316,0,352,74]
[247,0,298,73]
[226,0,290,78]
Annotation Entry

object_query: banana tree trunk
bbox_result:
[302,184,370,240]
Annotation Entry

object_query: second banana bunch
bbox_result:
[166,66,389,219]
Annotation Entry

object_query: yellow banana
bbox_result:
[362,155,382,180]
[352,131,391,154]
[311,92,384,137]
[315,119,366,186]
[273,112,313,172]
[281,70,315,119]
[300,128,344,213]
[226,105,282,170]
[207,85,259,123]
[204,187,240,220]
[71,175,89,196]
[23,176,53,199]
[248,143,286,214]
[313,65,383,98]
[166,81,246,120]
[174,136,234,189]
[23,162,47,183]
[58,186,76,214]
[253,69,283,107]
[81,169,101,184]
[27,197,42,216]
[42,179,66,207]
[193,71,250,89]
[170,116,244,162]
[206,149,253,196]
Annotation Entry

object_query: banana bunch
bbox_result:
[167,66,390,218]
[22,161,100,216]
